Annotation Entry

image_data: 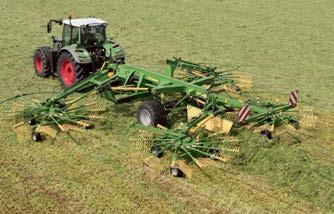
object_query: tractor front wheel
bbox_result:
[57,52,86,88]
[33,46,51,77]
[137,100,167,127]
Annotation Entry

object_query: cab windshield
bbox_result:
[80,24,106,46]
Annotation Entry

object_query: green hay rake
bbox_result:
[2,58,299,177]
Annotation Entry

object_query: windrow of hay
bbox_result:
[232,130,333,210]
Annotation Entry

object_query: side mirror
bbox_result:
[47,21,52,33]
[55,19,63,25]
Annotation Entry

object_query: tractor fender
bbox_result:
[103,42,125,63]
[57,46,92,64]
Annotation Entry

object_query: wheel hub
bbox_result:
[35,55,43,73]
[61,59,75,87]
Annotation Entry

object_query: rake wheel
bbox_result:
[32,131,42,142]
[260,130,272,139]
[170,167,184,177]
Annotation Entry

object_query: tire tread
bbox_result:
[137,100,167,126]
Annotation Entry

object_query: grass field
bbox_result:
[0,0,333,213]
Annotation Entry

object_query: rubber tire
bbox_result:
[136,100,167,127]
[33,46,52,77]
[27,118,37,126]
[260,130,272,139]
[170,167,184,177]
[56,51,86,88]
[151,145,163,158]
[32,132,42,142]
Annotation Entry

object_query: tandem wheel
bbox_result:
[137,100,167,127]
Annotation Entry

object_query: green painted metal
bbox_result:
[58,45,92,64]
[8,57,298,173]
[35,57,297,130]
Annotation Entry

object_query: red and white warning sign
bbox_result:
[238,105,250,123]
[289,90,299,107]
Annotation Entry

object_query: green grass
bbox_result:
[0,0,333,213]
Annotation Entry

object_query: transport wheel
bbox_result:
[151,145,163,157]
[260,129,272,139]
[170,167,184,177]
[32,131,42,142]
[33,46,52,77]
[57,52,86,88]
[137,100,167,127]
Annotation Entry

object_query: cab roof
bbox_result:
[62,18,106,27]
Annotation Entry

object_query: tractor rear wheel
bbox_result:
[33,46,51,77]
[57,52,87,88]
[137,100,167,127]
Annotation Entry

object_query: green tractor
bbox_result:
[33,17,125,88]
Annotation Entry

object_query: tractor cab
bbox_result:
[62,18,107,47]
[47,18,107,48]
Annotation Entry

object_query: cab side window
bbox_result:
[62,24,79,45]
[72,27,79,44]
[62,24,71,46]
